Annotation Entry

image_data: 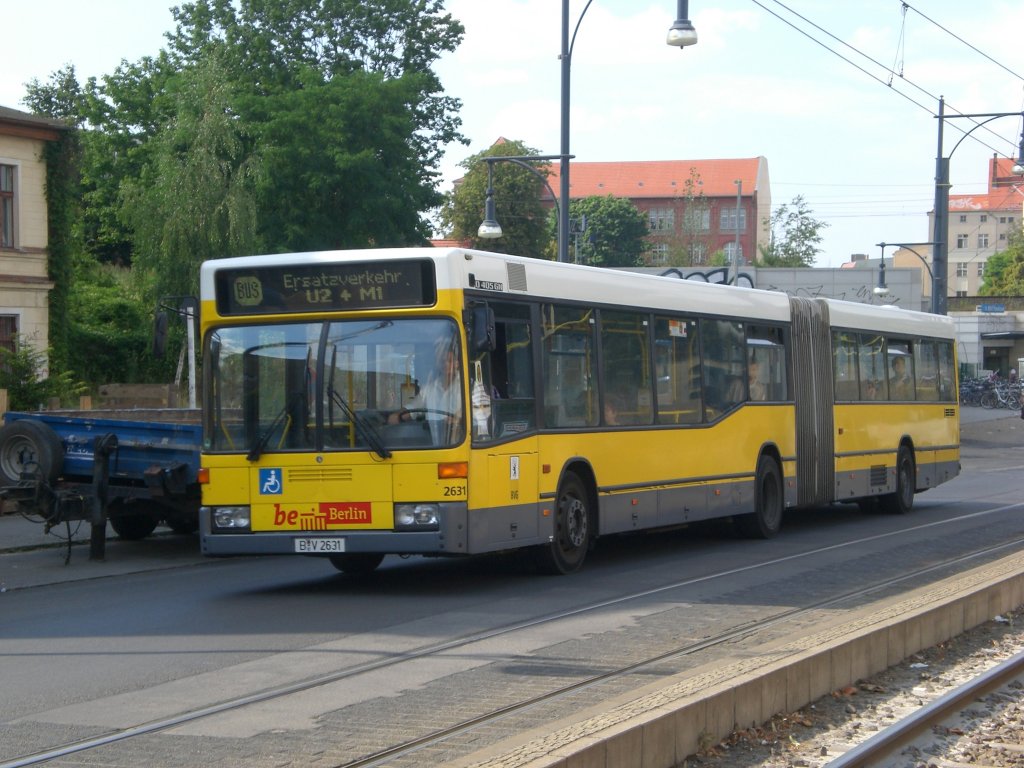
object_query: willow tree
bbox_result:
[119,56,262,301]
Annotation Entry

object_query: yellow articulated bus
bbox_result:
[198,248,960,575]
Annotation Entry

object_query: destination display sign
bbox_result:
[214,260,436,315]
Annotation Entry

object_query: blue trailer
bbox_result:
[0,409,202,555]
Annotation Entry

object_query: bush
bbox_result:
[0,338,86,410]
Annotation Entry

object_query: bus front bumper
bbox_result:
[199,503,468,557]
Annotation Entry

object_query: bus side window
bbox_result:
[937,341,955,402]
[475,302,536,440]
[653,316,701,425]
[914,340,940,401]
[542,304,597,428]
[701,319,745,419]
[857,334,886,401]
[600,309,652,425]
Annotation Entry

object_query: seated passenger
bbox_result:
[890,357,912,400]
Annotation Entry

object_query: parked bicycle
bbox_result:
[980,381,1021,410]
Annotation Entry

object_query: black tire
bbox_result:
[0,419,63,485]
[166,518,199,536]
[533,472,591,575]
[736,455,783,539]
[328,553,385,575]
[107,498,160,540]
[879,445,915,514]
[857,497,880,514]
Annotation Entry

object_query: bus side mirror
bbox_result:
[152,311,169,358]
[469,305,496,353]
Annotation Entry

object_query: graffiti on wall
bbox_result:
[659,267,902,306]
[660,267,756,288]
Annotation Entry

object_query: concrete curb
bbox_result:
[453,552,1024,768]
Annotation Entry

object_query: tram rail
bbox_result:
[5,532,1024,768]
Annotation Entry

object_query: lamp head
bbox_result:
[873,258,889,297]
[477,220,502,239]
[1014,132,1024,175]
[477,191,501,239]
[667,1,698,48]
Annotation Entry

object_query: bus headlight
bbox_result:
[394,503,440,530]
[211,506,251,530]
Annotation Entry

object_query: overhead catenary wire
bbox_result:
[752,0,1021,158]
[902,1,1024,84]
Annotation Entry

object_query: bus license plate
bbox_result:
[293,538,345,553]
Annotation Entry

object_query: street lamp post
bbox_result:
[552,1,697,263]
[477,154,563,241]
[877,241,938,311]
[930,96,1024,315]
[733,179,742,285]
[480,4,697,261]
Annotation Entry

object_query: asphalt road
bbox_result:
[1,409,1023,767]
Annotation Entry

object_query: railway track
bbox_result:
[5,523,1024,768]
[826,649,1024,767]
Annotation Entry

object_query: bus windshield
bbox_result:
[205,318,464,455]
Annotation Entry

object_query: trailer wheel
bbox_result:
[0,419,63,485]
[107,499,160,540]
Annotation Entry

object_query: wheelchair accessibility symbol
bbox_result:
[259,468,283,495]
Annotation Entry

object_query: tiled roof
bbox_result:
[949,188,1023,212]
[0,105,69,131]
[545,158,763,199]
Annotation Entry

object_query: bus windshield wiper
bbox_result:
[247,394,299,462]
[328,386,391,459]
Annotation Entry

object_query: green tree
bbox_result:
[245,67,439,252]
[165,0,465,250]
[19,1,467,386]
[668,167,713,266]
[979,231,1024,295]
[759,195,828,267]
[66,258,176,385]
[119,56,262,301]
[25,0,466,263]
[568,196,648,267]
[439,140,553,258]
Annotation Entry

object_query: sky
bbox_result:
[3,1,1023,268]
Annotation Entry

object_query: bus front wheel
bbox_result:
[880,445,915,515]
[737,455,783,539]
[534,472,591,575]
[329,553,385,576]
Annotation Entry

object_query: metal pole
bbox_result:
[185,303,197,408]
[733,179,742,285]
[558,0,571,263]
[931,96,948,315]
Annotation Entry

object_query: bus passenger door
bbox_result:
[468,439,540,552]
[466,301,543,553]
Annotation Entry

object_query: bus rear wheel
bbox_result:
[880,445,915,515]
[737,455,783,539]
[534,472,591,575]
[329,553,385,576]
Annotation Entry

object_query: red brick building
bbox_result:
[545,157,771,266]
